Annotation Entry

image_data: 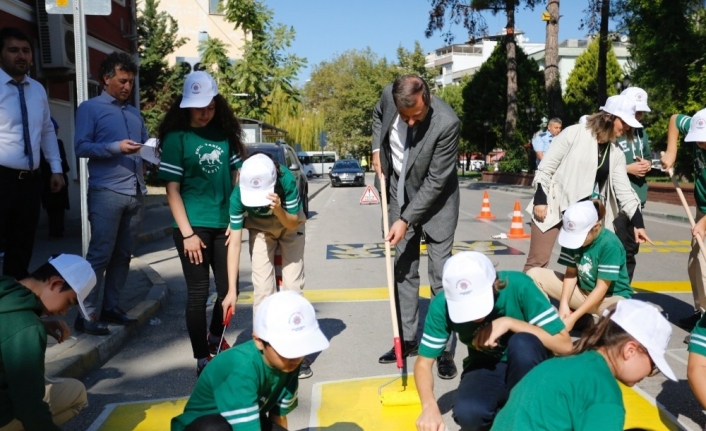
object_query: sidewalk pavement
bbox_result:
[33,179,330,380]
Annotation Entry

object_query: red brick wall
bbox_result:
[647,182,696,207]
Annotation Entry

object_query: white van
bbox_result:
[299,151,338,177]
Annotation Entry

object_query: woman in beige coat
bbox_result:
[523,95,652,272]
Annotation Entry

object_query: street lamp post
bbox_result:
[616,75,631,93]
[524,105,536,135]
[483,121,489,168]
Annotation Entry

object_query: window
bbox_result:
[209,0,224,15]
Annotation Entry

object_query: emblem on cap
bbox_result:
[191,82,201,94]
[289,312,304,331]
[696,118,706,129]
[567,221,576,230]
[457,279,471,295]
[636,93,643,101]
[251,178,261,188]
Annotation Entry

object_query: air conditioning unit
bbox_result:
[36,2,75,69]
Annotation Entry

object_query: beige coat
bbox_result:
[526,124,641,233]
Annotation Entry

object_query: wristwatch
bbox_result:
[399,216,410,228]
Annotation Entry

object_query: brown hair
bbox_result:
[572,305,635,356]
[585,111,635,143]
[392,75,430,109]
[591,199,606,222]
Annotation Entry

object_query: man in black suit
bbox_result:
[372,75,460,379]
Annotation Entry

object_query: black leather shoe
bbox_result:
[678,310,703,331]
[437,351,458,380]
[75,314,109,336]
[378,340,419,364]
[101,307,137,325]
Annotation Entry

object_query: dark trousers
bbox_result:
[184,414,287,431]
[46,207,66,237]
[613,212,639,282]
[174,227,230,359]
[452,333,549,431]
[0,168,41,279]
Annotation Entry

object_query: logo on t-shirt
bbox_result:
[577,256,594,280]
[195,143,223,174]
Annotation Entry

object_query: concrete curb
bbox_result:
[45,256,168,380]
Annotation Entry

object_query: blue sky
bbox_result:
[267,1,593,84]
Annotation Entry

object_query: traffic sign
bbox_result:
[359,185,380,205]
[46,0,111,15]
[319,131,327,148]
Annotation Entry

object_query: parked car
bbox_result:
[329,159,365,187]
[245,142,309,218]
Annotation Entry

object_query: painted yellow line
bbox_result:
[94,398,186,431]
[621,383,682,430]
[632,281,691,293]
[235,281,690,305]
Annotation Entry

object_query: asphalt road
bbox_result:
[63,173,705,431]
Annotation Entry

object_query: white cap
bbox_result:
[609,299,677,381]
[685,109,706,143]
[558,201,598,249]
[579,115,589,125]
[47,254,96,320]
[442,252,497,323]
[600,95,643,129]
[240,154,277,207]
[180,71,218,108]
[254,291,330,359]
[620,87,651,112]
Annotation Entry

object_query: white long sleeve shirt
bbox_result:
[0,68,61,172]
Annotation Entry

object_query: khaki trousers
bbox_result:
[527,267,624,315]
[245,214,305,314]
[0,377,87,431]
[688,210,706,312]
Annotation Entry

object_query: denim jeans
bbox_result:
[452,333,549,431]
[83,187,143,315]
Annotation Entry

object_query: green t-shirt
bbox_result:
[171,340,299,431]
[557,229,632,298]
[615,128,650,206]
[675,114,706,213]
[688,314,706,357]
[418,271,565,371]
[157,126,243,229]
[229,166,301,230]
[491,350,625,431]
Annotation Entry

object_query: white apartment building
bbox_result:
[426,32,545,88]
[148,0,246,70]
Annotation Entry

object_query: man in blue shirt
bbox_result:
[532,118,562,167]
[74,52,146,335]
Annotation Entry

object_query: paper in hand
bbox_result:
[140,138,161,165]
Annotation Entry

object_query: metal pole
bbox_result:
[74,0,90,257]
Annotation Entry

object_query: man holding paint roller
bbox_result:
[661,108,706,331]
[414,252,572,431]
[371,74,460,380]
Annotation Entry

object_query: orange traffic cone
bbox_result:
[476,190,496,220]
[507,200,531,239]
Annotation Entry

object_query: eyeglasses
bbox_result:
[638,345,660,377]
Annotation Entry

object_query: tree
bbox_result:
[461,43,545,172]
[396,41,439,88]
[137,0,187,134]
[221,0,305,120]
[436,78,470,167]
[544,0,565,121]
[563,37,622,123]
[303,49,394,158]
[426,0,543,144]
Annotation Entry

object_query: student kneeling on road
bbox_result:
[414,252,572,431]
[171,291,330,431]
[528,200,632,331]
[492,300,677,430]
[0,254,96,431]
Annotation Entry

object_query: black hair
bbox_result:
[156,94,246,160]
[184,414,231,431]
[30,261,72,292]
[0,27,31,52]
[99,51,138,79]
[392,75,430,109]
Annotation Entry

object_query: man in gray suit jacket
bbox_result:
[372,75,460,379]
